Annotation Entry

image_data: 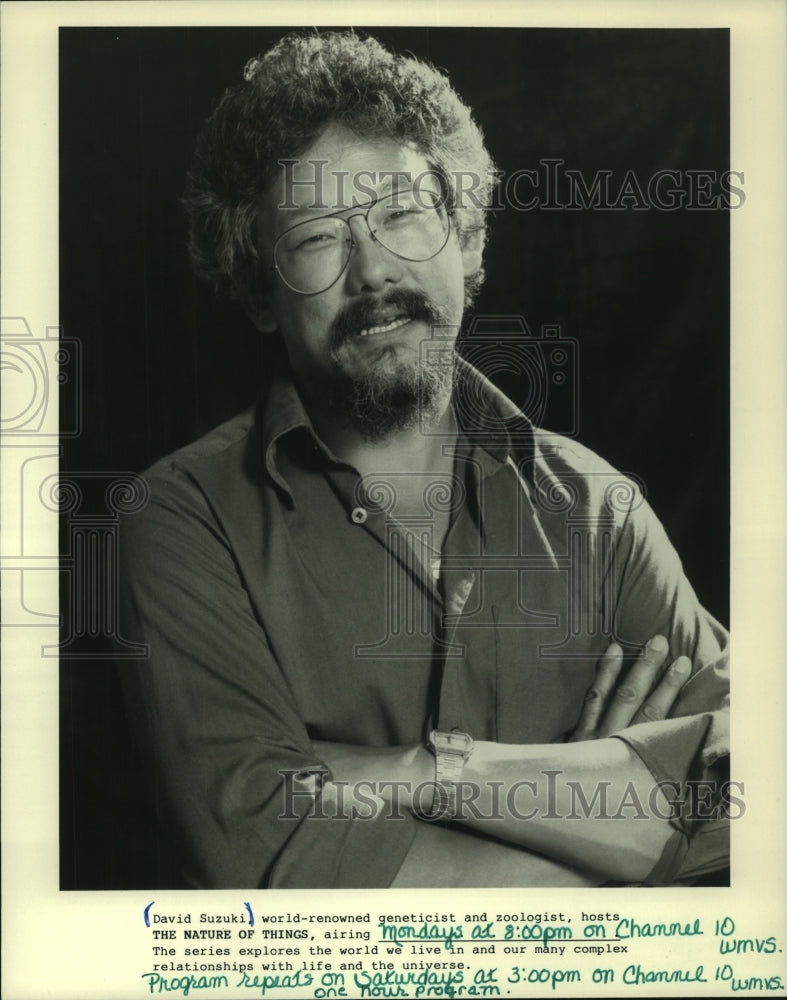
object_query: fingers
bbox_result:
[630,654,691,725]
[570,635,694,742]
[594,635,671,738]
[569,642,624,742]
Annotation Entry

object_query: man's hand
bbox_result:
[569,635,691,741]
[314,636,694,884]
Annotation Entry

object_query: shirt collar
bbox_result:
[258,351,534,502]
[258,358,325,502]
[451,355,535,466]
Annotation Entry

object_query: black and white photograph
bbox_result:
[58,23,731,893]
[2,3,785,999]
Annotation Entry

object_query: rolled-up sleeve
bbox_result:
[118,462,415,888]
[607,488,730,883]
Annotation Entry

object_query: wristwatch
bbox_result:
[427,729,474,818]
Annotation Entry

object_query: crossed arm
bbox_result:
[120,458,729,889]
[313,637,714,886]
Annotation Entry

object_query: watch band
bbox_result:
[427,729,473,818]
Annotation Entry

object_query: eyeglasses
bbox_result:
[269,188,452,295]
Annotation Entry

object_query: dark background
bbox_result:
[59,26,730,888]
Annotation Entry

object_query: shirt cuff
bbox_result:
[612,712,730,885]
[267,779,418,888]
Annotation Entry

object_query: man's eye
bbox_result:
[381,205,422,225]
[293,231,338,252]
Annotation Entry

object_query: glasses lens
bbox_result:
[369,189,450,262]
[274,217,352,294]
[273,189,451,294]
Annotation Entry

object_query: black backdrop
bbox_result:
[59,27,729,888]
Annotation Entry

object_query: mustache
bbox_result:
[329,288,450,349]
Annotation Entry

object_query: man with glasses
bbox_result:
[119,31,729,889]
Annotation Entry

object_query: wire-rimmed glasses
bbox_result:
[270,188,452,295]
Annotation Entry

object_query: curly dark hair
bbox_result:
[183,30,497,317]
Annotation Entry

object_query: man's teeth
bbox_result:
[358,316,411,337]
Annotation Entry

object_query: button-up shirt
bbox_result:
[118,356,729,888]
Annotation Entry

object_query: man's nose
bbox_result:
[343,215,404,293]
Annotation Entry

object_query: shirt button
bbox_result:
[351,506,368,524]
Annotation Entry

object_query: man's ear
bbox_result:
[460,229,484,279]
[246,292,278,334]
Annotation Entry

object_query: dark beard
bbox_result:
[321,288,458,442]
[335,346,457,442]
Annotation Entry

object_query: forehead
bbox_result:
[263,123,437,235]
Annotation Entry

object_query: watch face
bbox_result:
[432,730,473,754]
